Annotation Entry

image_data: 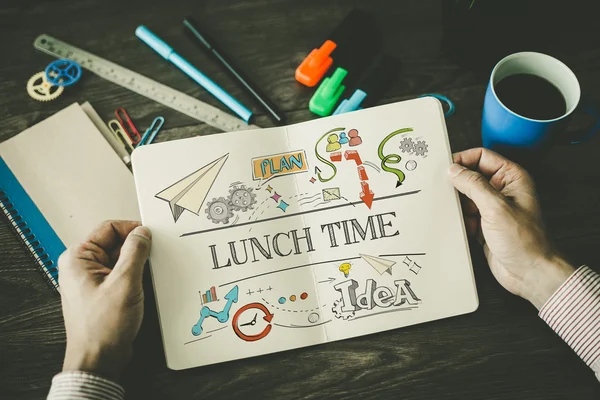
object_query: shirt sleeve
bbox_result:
[539,265,600,381]
[47,371,125,400]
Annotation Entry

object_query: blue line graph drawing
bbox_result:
[191,285,239,336]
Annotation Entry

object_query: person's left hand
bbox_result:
[58,220,152,381]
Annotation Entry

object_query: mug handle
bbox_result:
[565,96,600,145]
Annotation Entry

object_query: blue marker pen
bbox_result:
[333,89,366,115]
[135,25,253,123]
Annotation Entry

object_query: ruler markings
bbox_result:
[33,34,260,133]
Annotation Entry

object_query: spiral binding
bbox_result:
[0,188,59,291]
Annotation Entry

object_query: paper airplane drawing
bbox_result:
[359,254,396,275]
[155,153,229,222]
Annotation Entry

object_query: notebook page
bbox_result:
[132,127,326,370]
[284,98,478,341]
[0,103,140,246]
[131,98,478,369]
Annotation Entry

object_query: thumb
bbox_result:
[111,226,152,284]
[449,163,504,217]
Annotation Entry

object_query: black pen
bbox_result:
[183,17,286,125]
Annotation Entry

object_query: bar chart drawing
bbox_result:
[200,286,218,304]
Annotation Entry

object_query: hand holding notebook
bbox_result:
[59,221,151,379]
[0,103,140,291]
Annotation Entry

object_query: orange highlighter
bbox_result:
[295,40,337,87]
[294,9,378,88]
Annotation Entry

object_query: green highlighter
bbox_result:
[309,67,348,117]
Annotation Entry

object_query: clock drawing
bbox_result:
[232,302,274,342]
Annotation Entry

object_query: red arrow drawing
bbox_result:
[357,165,369,181]
[344,150,363,165]
[329,152,342,162]
[263,312,274,323]
[360,181,374,209]
[324,148,374,208]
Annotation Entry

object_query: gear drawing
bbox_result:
[205,197,234,224]
[399,137,415,153]
[414,140,429,157]
[332,298,355,320]
[27,71,64,102]
[228,185,257,212]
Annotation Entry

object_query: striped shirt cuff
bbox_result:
[47,371,124,400]
[539,265,600,374]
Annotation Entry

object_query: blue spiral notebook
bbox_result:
[0,157,66,289]
[0,103,140,292]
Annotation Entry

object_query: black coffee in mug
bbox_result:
[494,73,567,121]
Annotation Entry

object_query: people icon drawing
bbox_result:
[326,133,342,152]
[348,128,362,146]
[339,132,349,145]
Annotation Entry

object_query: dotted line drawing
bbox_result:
[249,197,270,220]
[248,191,310,222]
[262,298,326,313]
[289,192,310,199]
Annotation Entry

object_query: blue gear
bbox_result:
[44,59,82,87]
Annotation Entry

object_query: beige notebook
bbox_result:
[0,103,140,291]
[133,97,479,370]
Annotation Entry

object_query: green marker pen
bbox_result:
[309,68,348,117]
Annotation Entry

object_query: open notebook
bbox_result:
[0,103,140,291]
[133,97,478,370]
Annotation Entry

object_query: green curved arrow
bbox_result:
[378,128,414,187]
[314,127,346,182]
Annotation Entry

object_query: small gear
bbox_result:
[399,137,415,153]
[332,298,355,320]
[45,59,82,87]
[414,140,429,157]
[205,197,234,224]
[228,185,257,212]
[27,71,64,102]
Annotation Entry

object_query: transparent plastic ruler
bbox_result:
[34,34,259,132]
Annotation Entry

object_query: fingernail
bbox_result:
[448,163,465,177]
[132,226,152,240]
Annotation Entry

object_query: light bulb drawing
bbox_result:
[339,262,352,278]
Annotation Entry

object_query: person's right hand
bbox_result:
[449,148,575,310]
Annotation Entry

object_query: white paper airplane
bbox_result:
[155,153,229,222]
[359,254,396,275]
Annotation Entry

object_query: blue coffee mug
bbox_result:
[482,52,600,153]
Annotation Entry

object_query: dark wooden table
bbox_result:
[2,1,600,399]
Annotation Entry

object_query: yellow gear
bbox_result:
[27,71,64,102]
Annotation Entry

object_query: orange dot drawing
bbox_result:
[290,295,296,302]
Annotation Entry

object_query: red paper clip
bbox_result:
[115,107,141,145]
